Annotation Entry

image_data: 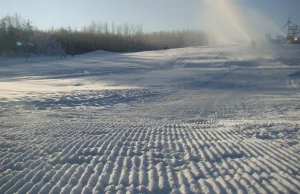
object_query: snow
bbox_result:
[0,44,300,193]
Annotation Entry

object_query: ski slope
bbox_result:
[0,45,300,194]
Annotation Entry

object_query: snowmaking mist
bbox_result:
[201,0,285,45]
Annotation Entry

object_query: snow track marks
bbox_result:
[1,115,300,194]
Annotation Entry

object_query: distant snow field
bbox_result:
[1,45,300,194]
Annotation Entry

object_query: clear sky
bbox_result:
[1,0,300,33]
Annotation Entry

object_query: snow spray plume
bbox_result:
[201,0,285,45]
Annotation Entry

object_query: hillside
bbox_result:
[0,45,300,193]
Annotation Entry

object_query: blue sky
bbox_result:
[1,0,299,32]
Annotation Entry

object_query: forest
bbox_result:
[0,14,212,57]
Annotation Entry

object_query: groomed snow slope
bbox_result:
[0,45,300,194]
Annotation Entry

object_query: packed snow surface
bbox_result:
[1,45,300,194]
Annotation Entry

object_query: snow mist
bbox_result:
[201,0,285,45]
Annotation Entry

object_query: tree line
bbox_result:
[0,14,211,57]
